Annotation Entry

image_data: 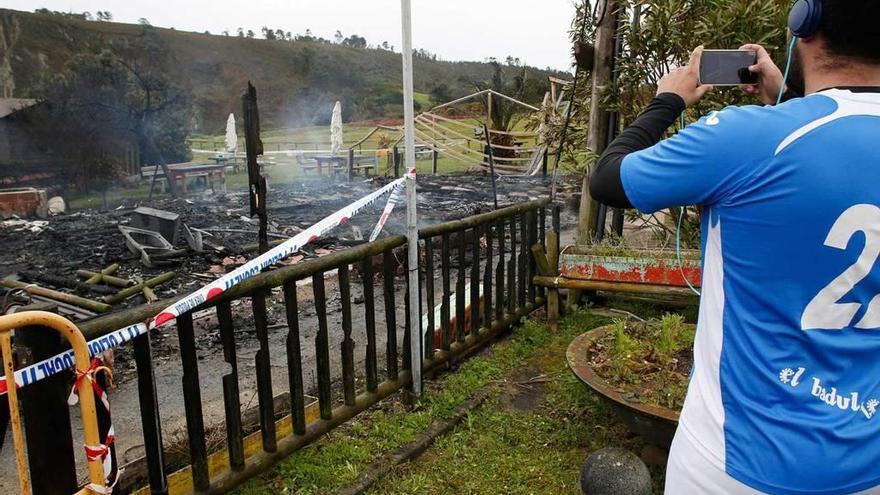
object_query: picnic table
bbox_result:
[312,155,347,175]
[308,155,347,176]
[142,162,226,193]
[167,162,226,192]
[349,154,379,176]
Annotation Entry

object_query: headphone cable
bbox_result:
[675,111,701,296]
[777,36,798,105]
[671,37,796,298]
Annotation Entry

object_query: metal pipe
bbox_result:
[1,332,29,494]
[400,0,422,397]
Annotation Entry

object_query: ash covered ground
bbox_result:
[1,173,580,312]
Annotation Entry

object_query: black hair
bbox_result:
[819,0,880,63]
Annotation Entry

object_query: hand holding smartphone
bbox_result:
[699,50,759,86]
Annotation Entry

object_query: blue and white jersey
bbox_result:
[621,89,880,495]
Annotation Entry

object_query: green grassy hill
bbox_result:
[0,8,566,133]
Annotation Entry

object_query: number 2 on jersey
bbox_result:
[802,204,880,330]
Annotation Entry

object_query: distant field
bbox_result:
[190,115,495,151]
[68,151,470,211]
[190,122,384,151]
[69,115,540,210]
[190,116,539,164]
[189,119,477,180]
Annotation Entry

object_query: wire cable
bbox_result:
[675,111,701,296]
[676,206,701,296]
[549,0,592,201]
[671,37,796,298]
[777,36,798,105]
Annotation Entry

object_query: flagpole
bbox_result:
[400,0,422,397]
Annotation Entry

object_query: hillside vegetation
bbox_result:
[0,8,566,133]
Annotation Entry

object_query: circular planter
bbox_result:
[566,324,680,449]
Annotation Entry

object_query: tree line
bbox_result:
[25,24,191,192]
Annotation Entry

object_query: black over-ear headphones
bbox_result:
[788,0,823,37]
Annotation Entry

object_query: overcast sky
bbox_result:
[6,1,579,71]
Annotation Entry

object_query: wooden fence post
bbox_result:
[542,149,548,177]
[432,148,438,174]
[133,332,169,494]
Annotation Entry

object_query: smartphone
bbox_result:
[699,50,758,85]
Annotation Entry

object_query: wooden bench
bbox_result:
[141,165,168,192]
[301,163,345,176]
[141,165,165,179]
[348,155,379,176]
[296,154,319,173]
[140,163,226,193]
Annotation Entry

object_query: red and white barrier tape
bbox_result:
[0,177,404,395]
[369,182,405,241]
[68,357,119,493]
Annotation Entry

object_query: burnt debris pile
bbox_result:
[0,173,576,321]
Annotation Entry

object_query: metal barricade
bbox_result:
[0,311,108,495]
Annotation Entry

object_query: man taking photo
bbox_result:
[589,0,880,493]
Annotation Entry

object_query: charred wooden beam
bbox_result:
[177,312,209,491]
[361,257,379,393]
[133,332,168,493]
[339,264,356,406]
[76,269,132,288]
[382,252,398,380]
[282,280,307,436]
[455,233,466,343]
[242,82,265,220]
[83,263,119,285]
[423,239,435,360]
[483,224,493,328]
[20,271,117,296]
[1,279,111,313]
[532,276,698,297]
[440,234,451,351]
[495,221,505,321]
[217,301,245,469]
[507,216,516,314]
[102,272,176,305]
[313,273,333,420]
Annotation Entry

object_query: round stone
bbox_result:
[580,447,652,495]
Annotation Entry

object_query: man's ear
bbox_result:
[796,33,819,44]
[796,32,833,64]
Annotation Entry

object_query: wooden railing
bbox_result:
[13,199,554,494]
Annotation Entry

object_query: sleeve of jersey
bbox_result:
[620,106,758,214]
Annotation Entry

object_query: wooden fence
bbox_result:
[11,199,555,494]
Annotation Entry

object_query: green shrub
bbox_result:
[551,0,791,245]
